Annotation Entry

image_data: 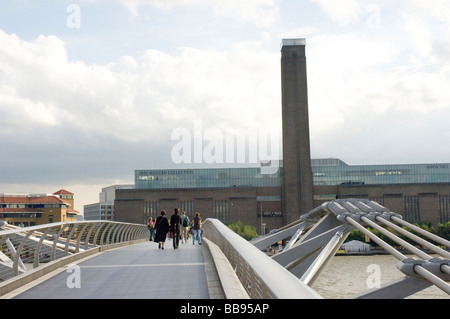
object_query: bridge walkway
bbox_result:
[5,240,222,299]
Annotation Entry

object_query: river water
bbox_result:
[311,254,449,299]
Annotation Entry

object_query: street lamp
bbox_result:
[231,203,240,222]
[260,202,265,236]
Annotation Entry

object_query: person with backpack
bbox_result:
[192,212,202,245]
[180,211,190,244]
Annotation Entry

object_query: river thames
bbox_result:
[311,254,449,299]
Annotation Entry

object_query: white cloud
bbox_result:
[0,30,281,175]
[296,0,450,164]
[309,0,450,28]
[401,13,433,59]
[2,23,449,171]
[308,0,364,25]
[306,32,450,164]
[403,0,450,22]
[120,0,280,27]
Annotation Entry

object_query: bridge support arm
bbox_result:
[300,230,346,286]
[353,276,432,299]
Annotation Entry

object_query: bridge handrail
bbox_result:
[203,218,323,299]
[0,220,148,291]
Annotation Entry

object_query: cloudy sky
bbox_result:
[1,0,450,212]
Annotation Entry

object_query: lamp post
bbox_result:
[231,203,240,222]
[260,202,265,236]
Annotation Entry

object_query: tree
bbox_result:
[346,229,366,242]
[435,222,450,241]
[343,221,450,247]
[227,221,259,241]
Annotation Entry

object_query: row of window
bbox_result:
[0,213,42,218]
[312,163,450,185]
[13,222,36,227]
[134,162,450,190]
[136,167,281,189]
[0,204,66,208]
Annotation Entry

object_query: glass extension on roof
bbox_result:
[312,161,450,186]
[135,160,450,190]
[135,167,281,189]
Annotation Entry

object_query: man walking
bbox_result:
[192,212,202,245]
[180,211,190,244]
[170,208,182,249]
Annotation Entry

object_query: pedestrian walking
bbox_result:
[180,211,190,244]
[192,212,202,245]
[170,208,182,249]
[154,210,169,250]
[147,217,155,241]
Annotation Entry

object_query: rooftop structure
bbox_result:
[135,167,281,190]
[135,159,450,189]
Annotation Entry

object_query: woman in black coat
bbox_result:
[154,210,169,249]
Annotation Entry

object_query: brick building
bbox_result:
[114,39,450,232]
[0,189,79,227]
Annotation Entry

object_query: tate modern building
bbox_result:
[114,39,450,233]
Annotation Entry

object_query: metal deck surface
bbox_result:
[11,240,214,299]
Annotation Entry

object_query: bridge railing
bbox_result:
[0,220,147,295]
[202,218,323,299]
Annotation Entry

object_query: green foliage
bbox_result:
[345,221,450,247]
[346,229,366,242]
[227,221,259,241]
[435,222,450,240]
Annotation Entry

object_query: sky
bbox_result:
[1,0,450,213]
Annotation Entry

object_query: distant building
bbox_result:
[116,167,282,234]
[84,202,115,221]
[114,161,450,233]
[83,185,133,221]
[311,159,450,185]
[114,38,450,231]
[312,159,450,226]
[0,189,79,227]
